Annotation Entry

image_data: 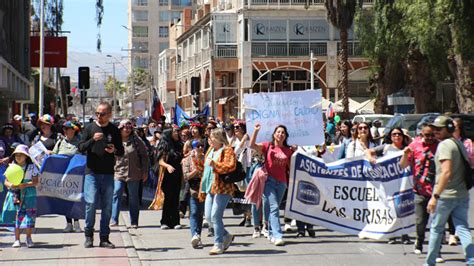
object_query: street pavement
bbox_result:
[1,191,474,266]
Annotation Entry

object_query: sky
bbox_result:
[61,0,129,81]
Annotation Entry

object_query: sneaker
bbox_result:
[12,240,21,248]
[414,248,422,255]
[284,223,293,233]
[291,219,297,227]
[387,238,397,244]
[110,222,118,227]
[307,229,316,238]
[296,231,305,237]
[130,224,138,229]
[161,224,170,230]
[448,234,458,246]
[401,235,413,245]
[191,234,201,249]
[223,233,234,251]
[252,229,261,239]
[436,256,445,263]
[414,239,423,255]
[64,223,74,233]
[274,238,285,246]
[84,236,93,248]
[26,237,34,248]
[209,243,224,255]
[207,227,215,237]
[99,240,115,249]
[203,218,209,228]
[73,221,82,233]
[262,227,269,238]
[174,225,183,230]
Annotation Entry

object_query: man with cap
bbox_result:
[78,102,124,249]
[425,115,474,266]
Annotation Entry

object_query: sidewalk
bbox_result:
[0,212,129,266]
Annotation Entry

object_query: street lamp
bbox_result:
[106,55,119,117]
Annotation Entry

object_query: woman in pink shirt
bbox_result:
[250,123,296,246]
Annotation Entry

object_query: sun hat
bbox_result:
[11,144,30,158]
[118,119,132,129]
[13,115,22,121]
[38,114,54,126]
[63,121,81,132]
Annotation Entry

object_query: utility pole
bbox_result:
[39,0,45,116]
[112,62,116,118]
[310,50,315,90]
[209,25,215,117]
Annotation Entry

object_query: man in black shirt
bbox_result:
[78,102,124,249]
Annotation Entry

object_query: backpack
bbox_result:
[450,138,474,190]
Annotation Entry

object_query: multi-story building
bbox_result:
[169,0,373,120]
[127,0,193,116]
[0,0,31,122]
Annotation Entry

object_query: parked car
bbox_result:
[449,113,474,140]
[384,113,440,137]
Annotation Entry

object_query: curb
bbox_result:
[119,214,141,266]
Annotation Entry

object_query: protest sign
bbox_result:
[37,154,86,219]
[29,141,48,168]
[285,151,415,240]
[244,90,324,146]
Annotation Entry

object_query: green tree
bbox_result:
[128,68,152,90]
[105,76,126,94]
[325,0,363,115]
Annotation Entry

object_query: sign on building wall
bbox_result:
[252,20,287,41]
[289,20,330,41]
[213,13,238,44]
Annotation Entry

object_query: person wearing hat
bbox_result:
[425,115,474,266]
[0,123,23,157]
[111,119,149,229]
[31,114,58,153]
[51,121,83,233]
[78,102,124,249]
[0,144,39,248]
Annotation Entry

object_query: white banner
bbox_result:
[285,151,415,240]
[244,90,325,146]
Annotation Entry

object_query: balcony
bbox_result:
[240,0,373,8]
[337,42,363,57]
[252,42,327,57]
[215,45,237,58]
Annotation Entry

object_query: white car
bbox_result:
[352,114,394,136]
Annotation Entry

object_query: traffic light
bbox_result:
[78,67,90,89]
[60,76,71,94]
[191,77,200,112]
[67,96,73,107]
[80,90,87,104]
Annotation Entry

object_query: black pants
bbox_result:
[66,217,79,223]
[160,172,181,227]
[414,194,430,243]
[296,220,313,232]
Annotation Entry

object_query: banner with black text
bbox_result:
[285,151,415,239]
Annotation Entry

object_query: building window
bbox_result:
[159,26,169,38]
[172,0,192,6]
[133,26,148,37]
[133,41,148,53]
[134,0,148,6]
[133,10,148,22]
[159,0,169,6]
[133,57,149,69]
[159,11,169,22]
[159,42,169,52]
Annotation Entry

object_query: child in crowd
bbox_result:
[0,144,39,248]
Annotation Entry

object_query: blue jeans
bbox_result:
[189,196,204,237]
[84,173,114,236]
[262,176,287,240]
[205,193,232,244]
[112,180,141,226]
[425,197,474,266]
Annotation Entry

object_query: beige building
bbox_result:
[161,0,373,120]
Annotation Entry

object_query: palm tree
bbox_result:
[325,0,362,115]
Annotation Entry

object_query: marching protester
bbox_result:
[399,123,442,260]
[335,120,353,159]
[156,127,184,230]
[346,121,377,158]
[197,128,236,255]
[31,114,58,153]
[78,102,124,249]
[51,121,83,233]
[366,127,412,245]
[0,123,23,157]
[425,115,474,266]
[111,119,149,229]
[453,118,474,165]
[250,124,296,246]
[182,139,205,248]
[1,145,39,248]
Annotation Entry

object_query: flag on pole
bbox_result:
[151,89,165,122]
[174,103,190,127]
[326,102,335,118]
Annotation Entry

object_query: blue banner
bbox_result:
[174,103,190,127]
[37,155,86,219]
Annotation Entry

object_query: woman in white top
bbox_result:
[346,122,377,158]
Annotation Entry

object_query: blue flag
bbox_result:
[174,103,190,127]
[37,154,86,219]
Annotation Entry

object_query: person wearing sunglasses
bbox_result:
[346,122,377,158]
[182,139,205,248]
[336,120,353,159]
[78,102,124,249]
[399,123,445,261]
[111,119,149,230]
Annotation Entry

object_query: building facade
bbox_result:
[166,0,372,120]
[0,0,31,123]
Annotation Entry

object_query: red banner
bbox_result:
[30,36,68,68]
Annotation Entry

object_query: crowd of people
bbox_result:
[0,102,473,265]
